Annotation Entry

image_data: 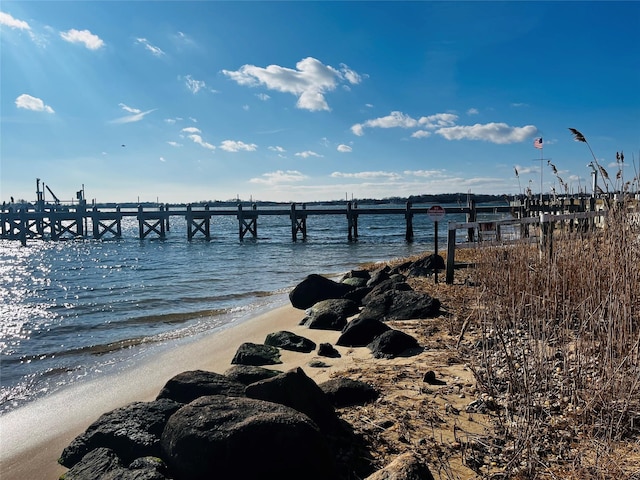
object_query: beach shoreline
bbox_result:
[1,302,363,480]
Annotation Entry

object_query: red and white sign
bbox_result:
[427,205,446,221]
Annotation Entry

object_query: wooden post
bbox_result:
[165,204,171,232]
[446,221,456,284]
[347,201,358,241]
[138,205,144,239]
[204,204,211,241]
[19,208,27,246]
[290,203,298,241]
[466,197,476,242]
[92,206,100,239]
[187,204,194,241]
[300,203,307,240]
[405,201,414,242]
[539,212,553,258]
[434,220,439,283]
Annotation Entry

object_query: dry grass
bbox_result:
[333,207,640,479]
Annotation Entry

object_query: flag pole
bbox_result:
[533,137,544,202]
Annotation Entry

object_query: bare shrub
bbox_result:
[468,207,640,478]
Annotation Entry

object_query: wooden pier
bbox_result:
[0,200,517,245]
[1,195,611,246]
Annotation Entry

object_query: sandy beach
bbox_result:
[0,303,373,480]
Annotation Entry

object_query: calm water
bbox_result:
[0,203,495,414]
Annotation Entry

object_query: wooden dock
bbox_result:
[1,201,517,245]
[1,195,612,246]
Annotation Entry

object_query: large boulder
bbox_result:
[230,342,282,366]
[300,298,360,330]
[359,289,440,322]
[319,378,379,407]
[289,274,354,310]
[161,395,337,480]
[245,367,340,435]
[156,370,246,404]
[406,254,445,278]
[264,330,316,352]
[362,279,412,306]
[336,317,391,347]
[367,329,421,359]
[366,266,391,287]
[224,365,283,385]
[59,399,182,468]
[61,447,170,480]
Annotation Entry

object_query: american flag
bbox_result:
[534,137,543,149]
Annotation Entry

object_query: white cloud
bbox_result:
[159,157,166,162]
[118,103,141,114]
[15,94,54,113]
[256,93,270,101]
[222,57,361,112]
[436,123,538,144]
[135,37,165,56]
[167,141,182,147]
[181,127,201,134]
[337,144,352,153]
[110,104,156,124]
[249,170,308,185]
[418,113,458,128]
[467,108,479,115]
[268,146,286,153]
[511,103,529,108]
[220,140,257,152]
[295,150,323,158]
[411,130,431,139]
[60,29,104,50]
[331,171,401,180]
[182,74,205,94]
[404,169,446,178]
[188,134,215,150]
[351,111,420,136]
[0,11,30,30]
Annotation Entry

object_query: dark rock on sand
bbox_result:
[245,367,340,435]
[161,395,337,480]
[423,370,446,386]
[223,365,283,385]
[264,330,316,352]
[341,276,369,288]
[156,370,246,404]
[407,254,445,278]
[365,452,435,480]
[289,274,354,310]
[360,289,440,322]
[336,317,391,347]
[342,286,373,306]
[361,279,413,306]
[368,329,421,359]
[300,298,360,330]
[61,447,171,480]
[318,342,341,358]
[230,342,282,366]
[59,399,181,468]
[319,378,379,408]
[366,266,391,287]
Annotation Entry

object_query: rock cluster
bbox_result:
[59,257,442,479]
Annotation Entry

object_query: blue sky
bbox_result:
[1,1,639,204]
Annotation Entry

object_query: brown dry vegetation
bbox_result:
[333,207,640,479]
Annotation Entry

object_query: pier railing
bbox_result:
[444,210,607,284]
